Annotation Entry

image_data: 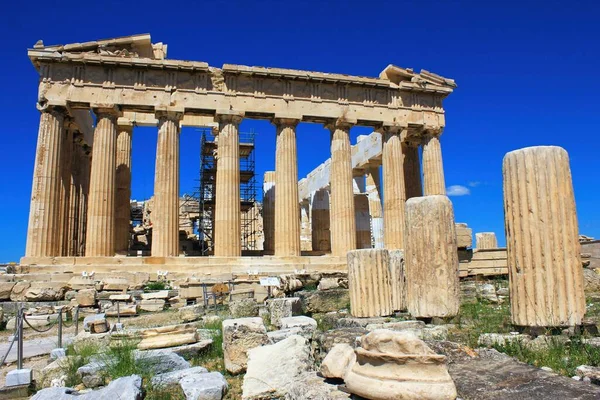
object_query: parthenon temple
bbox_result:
[22,33,457,276]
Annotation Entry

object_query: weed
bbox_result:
[101,339,150,381]
[144,281,170,291]
[495,336,600,376]
[303,282,318,292]
[62,342,101,387]
[450,300,511,347]
[144,382,186,400]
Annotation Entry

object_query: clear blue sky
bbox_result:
[0,0,598,262]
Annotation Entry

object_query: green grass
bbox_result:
[63,342,101,387]
[101,339,149,381]
[450,300,512,347]
[303,282,318,292]
[144,281,170,291]
[495,336,600,376]
[144,382,186,400]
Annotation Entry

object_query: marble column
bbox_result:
[422,131,446,195]
[311,189,331,252]
[274,118,301,256]
[403,142,422,199]
[353,176,371,249]
[328,121,356,256]
[65,131,81,257]
[300,200,312,251]
[115,121,133,254]
[366,167,384,249]
[214,114,242,257]
[262,171,276,253]
[58,120,74,256]
[77,148,91,256]
[383,128,407,249]
[86,107,119,257]
[152,112,181,257]
[25,106,66,257]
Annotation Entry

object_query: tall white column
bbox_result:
[274,118,301,256]
[382,128,407,250]
[422,130,446,196]
[152,111,181,257]
[86,107,119,257]
[328,121,356,256]
[214,113,242,256]
[115,121,133,254]
[25,105,66,257]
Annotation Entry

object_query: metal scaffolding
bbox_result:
[188,128,259,255]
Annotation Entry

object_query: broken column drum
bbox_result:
[347,249,393,317]
[475,232,498,250]
[405,195,460,318]
[503,146,585,327]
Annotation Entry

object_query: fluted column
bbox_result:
[214,114,242,256]
[383,128,407,249]
[366,167,383,249]
[422,131,446,195]
[300,200,312,251]
[66,143,81,256]
[152,111,181,257]
[86,107,119,257]
[58,120,74,256]
[115,121,133,254]
[25,105,66,257]
[403,142,423,199]
[347,249,393,317]
[311,189,331,252]
[274,118,301,256]
[77,148,91,256]
[262,171,275,253]
[328,121,356,256]
[503,146,585,327]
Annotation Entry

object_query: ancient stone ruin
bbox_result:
[3,33,599,400]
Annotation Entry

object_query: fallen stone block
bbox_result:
[180,371,228,400]
[0,282,16,300]
[317,278,340,291]
[297,289,350,314]
[321,343,356,379]
[151,366,208,386]
[229,298,259,318]
[89,319,110,334]
[268,297,301,327]
[267,327,303,344]
[83,313,105,332]
[25,282,69,301]
[31,375,143,400]
[140,290,170,300]
[50,348,66,360]
[109,294,132,301]
[280,316,317,338]
[242,335,311,399]
[138,331,199,350]
[102,277,129,292]
[167,340,213,359]
[178,304,205,322]
[6,369,32,387]
[223,317,269,375]
[140,299,166,312]
[105,303,138,317]
[75,289,97,307]
[10,281,31,302]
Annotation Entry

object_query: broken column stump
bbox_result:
[475,232,498,250]
[503,146,585,327]
[347,249,393,317]
[405,195,460,319]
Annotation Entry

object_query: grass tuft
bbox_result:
[495,336,600,376]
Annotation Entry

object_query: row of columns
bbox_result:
[264,126,446,256]
[26,105,446,259]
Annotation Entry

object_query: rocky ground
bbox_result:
[0,270,600,399]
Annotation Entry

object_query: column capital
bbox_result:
[272,116,300,128]
[92,104,121,119]
[325,116,356,132]
[116,117,135,129]
[424,127,443,139]
[155,110,183,124]
[216,110,244,125]
[36,102,67,117]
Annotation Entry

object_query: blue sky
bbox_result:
[0,0,598,261]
